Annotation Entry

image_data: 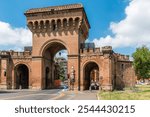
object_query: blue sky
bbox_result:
[0,0,150,57]
[0,0,127,37]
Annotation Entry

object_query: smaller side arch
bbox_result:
[14,64,29,89]
[14,62,31,72]
[82,60,100,70]
[82,60,100,90]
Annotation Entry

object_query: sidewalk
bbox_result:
[60,90,98,100]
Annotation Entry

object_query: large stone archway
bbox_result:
[14,64,29,89]
[41,41,68,89]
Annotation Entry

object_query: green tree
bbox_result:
[132,46,150,81]
[58,62,66,81]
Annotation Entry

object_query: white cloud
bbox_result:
[93,0,150,49]
[0,21,32,51]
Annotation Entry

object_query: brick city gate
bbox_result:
[0,4,135,91]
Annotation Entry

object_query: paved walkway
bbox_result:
[57,90,98,100]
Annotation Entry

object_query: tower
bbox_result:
[25,4,90,90]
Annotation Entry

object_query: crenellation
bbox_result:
[80,46,115,55]
[0,50,31,58]
[25,4,83,14]
[95,48,100,53]
[80,47,102,55]
[10,51,31,58]
[115,53,130,61]
[0,51,10,56]
[102,46,112,54]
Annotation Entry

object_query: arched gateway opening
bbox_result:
[84,62,99,90]
[42,41,68,89]
[14,64,29,89]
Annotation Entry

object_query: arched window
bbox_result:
[45,20,50,29]
[63,19,67,28]
[28,22,33,29]
[57,19,61,29]
[34,21,38,29]
[75,17,80,27]
[69,18,73,28]
[51,20,56,31]
[40,21,44,29]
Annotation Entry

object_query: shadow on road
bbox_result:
[0,91,16,94]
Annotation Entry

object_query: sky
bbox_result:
[0,0,150,57]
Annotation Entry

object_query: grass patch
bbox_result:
[98,85,150,100]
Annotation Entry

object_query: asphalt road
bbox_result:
[0,89,63,100]
[0,89,98,100]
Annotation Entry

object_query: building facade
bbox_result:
[0,4,135,91]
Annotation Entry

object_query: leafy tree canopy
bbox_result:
[132,46,150,80]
